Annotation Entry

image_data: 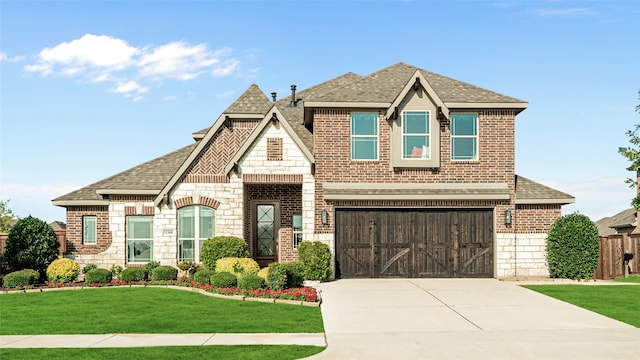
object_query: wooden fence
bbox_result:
[0,231,66,256]
[594,234,640,280]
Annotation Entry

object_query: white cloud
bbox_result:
[531,8,598,17]
[0,52,25,63]
[24,34,241,101]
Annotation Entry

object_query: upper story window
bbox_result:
[451,113,478,161]
[402,111,430,159]
[351,112,378,160]
[83,216,96,245]
[126,216,153,263]
[178,205,215,262]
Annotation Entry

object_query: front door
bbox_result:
[253,202,279,268]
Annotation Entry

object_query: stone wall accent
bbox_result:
[496,233,550,278]
[124,205,155,215]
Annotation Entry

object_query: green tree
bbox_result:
[618,89,640,209]
[0,199,17,233]
[546,213,599,280]
[4,216,59,278]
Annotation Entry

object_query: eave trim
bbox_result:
[52,200,110,207]
[303,101,391,108]
[516,198,576,205]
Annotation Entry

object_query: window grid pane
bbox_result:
[126,216,153,263]
[402,111,430,159]
[451,114,478,161]
[351,113,378,160]
[83,216,97,244]
[293,215,303,249]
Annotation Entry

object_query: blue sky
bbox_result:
[1,0,639,223]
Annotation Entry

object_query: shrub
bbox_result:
[22,268,40,283]
[110,265,123,279]
[4,216,59,278]
[193,268,216,284]
[143,261,160,280]
[257,267,269,280]
[82,263,98,274]
[237,273,265,290]
[546,212,600,280]
[46,258,81,283]
[211,271,238,288]
[119,267,147,282]
[283,262,304,288]
[266,262,288,291]
[177,261,198,275]
[200,236,250,270]
[3,270,35,288]
[215,257,260,275]
[85,268,112,283]
[298,241,332,281]
[151,265,178,281]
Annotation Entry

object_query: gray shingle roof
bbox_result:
[53,143,196,202]
[314,62,525,104]
[224,84,272,114]
[515,176,575,204]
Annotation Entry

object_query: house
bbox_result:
[595,208,637,236]
[52,62,574,278]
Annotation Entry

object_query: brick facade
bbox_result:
[66,206,112,254]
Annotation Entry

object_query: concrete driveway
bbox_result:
[308,279,640,359]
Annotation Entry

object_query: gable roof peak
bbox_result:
[223,83,272,115]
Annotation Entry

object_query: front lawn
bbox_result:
[523,285,640,327]
[613,275,640,283]
[0,287,324,335]
[0,345,325,360]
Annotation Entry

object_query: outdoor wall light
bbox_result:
[504,209,512,225]
[321,209,329,225]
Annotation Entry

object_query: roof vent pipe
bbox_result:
[271,92,277,102]
[290,85,300,107]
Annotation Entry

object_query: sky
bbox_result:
[1,0,639,224]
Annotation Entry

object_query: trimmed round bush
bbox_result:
[46,258,81,283]
[200,236,250,270]
[237,274,265,290]
[283,262,304,288]
[3,270,35,288]
[22,268,41,283]
[298,241,332,281]
[85,268,112,283]
[143,261,160,280]
[211,271,238,288]
[215,257,259,275]
[151,265,178,281]
[82,263,98,274]
[4,216,59,278]
[546,213,600,280]
[266,262,287,291]
[257,267,269,280]
[193,268,216,284]
[119,267,147,282]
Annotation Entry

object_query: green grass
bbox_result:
[612,275,640,283]
[523,285,640,327]
[0,287,324,335]
[0,345,325,360]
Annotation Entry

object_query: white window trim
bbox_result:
[401,110,431,160]
[451,113,479,161]
[350,112,379,161]
[178,205,215,263]
[126,216,154,263]
[292,214,303,249]
[82,216,97,245]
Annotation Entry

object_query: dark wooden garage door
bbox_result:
[335,209,494,278]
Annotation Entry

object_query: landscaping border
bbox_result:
[0,284,322,307]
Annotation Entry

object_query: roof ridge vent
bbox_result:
[289,85,301,107]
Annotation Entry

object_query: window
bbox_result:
[451,113,478,161]
[351,112,378,160]
[83,216,96,244]
[402,111,430,159]
[178,206,215,262]
[126,216,153,263]
[292,215,303,249]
